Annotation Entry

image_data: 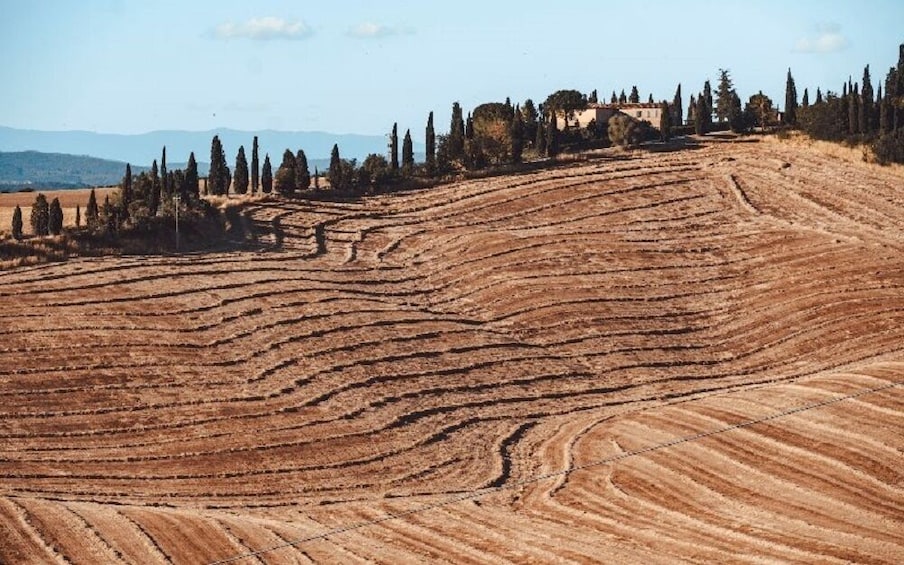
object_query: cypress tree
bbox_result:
[149,159,160,217]
[209,135,229,196]
[815,88,823,105]
[659,101,671,141]
[121,163,132,222]
[390,122,399,171]
[30,193,49,236]
[314,166,320,191]
[86,188,99,229]
[619,89,627,104]
[449,102,465,161]
[465,112,474,140]
[588,89,598,104]
[329,144,342,191]
[694,95,707,135]
[425,111,436,174]
[802,88,809,108]
[861,65,874,134]
[160,146,169,200]
[879,85,891,135]
[610,91,618,104]
[547,112,559,157]
[48,197,63,235]
[511,104,524,163]
[261,154,273,194]
[11,205,23,239]
[402,129,414,172]
[673,83,683,125]
[849,83,860,135]
[274,149,296,196]
[535,114,547,155]
[629,86,640,103]
[251,136,260,194]
[784,69,798,126]
[703,80,713,123]
[296,149,310,192]
[688,93,697,125]
[647,93,654,104]
[75,205,81,228]
[234,145,249,194]
[729,90,745,133]
[103,195,116,235]
[716,69,733,123]
[186,152,199,201]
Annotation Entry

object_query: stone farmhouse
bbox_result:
[559,102,666,130]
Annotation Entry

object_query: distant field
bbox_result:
[0,187,116,235]
[1,137,902,563]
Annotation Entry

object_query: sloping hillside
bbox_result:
[0,151,142,188]
[0,138,901,563]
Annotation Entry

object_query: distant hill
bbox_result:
[0,151,149,189]
[0,126,410,169]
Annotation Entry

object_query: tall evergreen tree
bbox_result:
[659,101,671,141]
[328,144,343,191]
[103,195,116,235]
[296,149,311,191]
[728,90,745,133]
[619,89,627,104]
[465,112,474,140]
[186,152,199,201]
[390,122,399,171]
[861,65,874,134]
[629,86,640,103]
[75,205,81,228]
[234,145,249,195]
[402,129,414,172]
[30,193,49,236]
[121,163,132,222]
[802,88,809,108]
[160,146,169,200]
[688,93,697,125]
[849,82,860,135]
[535,114,547,155]
[149,159,160,217]
[521,99,539,146]
[425,111,436,174]
[261,154,273,194]
[48,197,63,235]
[251,136,260,194]
[784,69,798,126]
[610,91,618,104]
[274,149,297,196]
[86,188,99,229]
[314,167,320,191]
[449,102,465,161]
[815,87,823,105]
[588,89,598,103]
[694,95,708,135]
[703,80,713,123]
[716,69,734,123]
[209,135,229,196]
[546,112,559,157]
[673,83,683,125]
[511,104,525,163]
[11,205,23,239]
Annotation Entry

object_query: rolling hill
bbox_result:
[0,136,901,563]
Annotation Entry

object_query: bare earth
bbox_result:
[0,137,902,564]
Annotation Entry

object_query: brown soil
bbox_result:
[0,138,902,564]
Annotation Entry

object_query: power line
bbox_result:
[208,380,899,565]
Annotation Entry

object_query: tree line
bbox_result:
[787,43,904,164]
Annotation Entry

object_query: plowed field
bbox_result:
[1,137,902,563]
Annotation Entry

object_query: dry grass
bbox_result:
[1,139,902,563]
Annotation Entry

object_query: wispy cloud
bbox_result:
[347,22,414,39]
[213,17,313,41]
[794,23,849,53]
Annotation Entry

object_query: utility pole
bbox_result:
[174,194,180,251]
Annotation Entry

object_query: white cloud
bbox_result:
[214,17,313,41]
[347,22,413,39]
[794,24,849,53]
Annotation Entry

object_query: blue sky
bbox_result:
[1,0,902,140]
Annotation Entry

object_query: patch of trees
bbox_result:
[794,43,904,164]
